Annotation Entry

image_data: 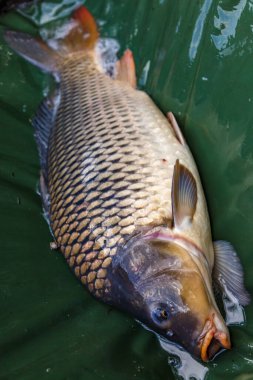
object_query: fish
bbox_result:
[4,5,250,363]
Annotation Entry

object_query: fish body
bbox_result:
[49,53,212,298]
[4,6,250,363]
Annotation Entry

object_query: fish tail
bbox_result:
[72,6,99,50]
[4,6,99,74]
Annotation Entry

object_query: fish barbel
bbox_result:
[4,6,250,362]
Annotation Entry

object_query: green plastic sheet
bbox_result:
[0,1,252,379]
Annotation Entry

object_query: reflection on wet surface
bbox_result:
[212,0,247,54]
[159,337,209,380]
[189,0,212,62]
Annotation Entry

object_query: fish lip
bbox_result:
[198,314,231,362]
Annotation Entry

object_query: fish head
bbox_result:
[110,235,230,361]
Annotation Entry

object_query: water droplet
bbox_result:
[166,329,173,337]
[168,356,180,368]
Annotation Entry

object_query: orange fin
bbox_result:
[59,6,99,53]
[71,6,99,50]
[116,49,136,88]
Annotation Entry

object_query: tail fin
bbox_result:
[4,30,59,73]
[72,6,99,50]
[4,6,99,74]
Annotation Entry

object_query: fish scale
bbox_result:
[46,54,182,299]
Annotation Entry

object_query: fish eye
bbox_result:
[152,305,170,324]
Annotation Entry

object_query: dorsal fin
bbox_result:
[115,49,136,88]
[171,160,197,229]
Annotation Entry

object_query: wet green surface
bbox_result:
[0,1,253,379]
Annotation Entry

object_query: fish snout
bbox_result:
[198,314,231,362]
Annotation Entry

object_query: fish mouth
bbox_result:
[198,314,231,361]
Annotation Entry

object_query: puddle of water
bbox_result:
[159,337,209,380]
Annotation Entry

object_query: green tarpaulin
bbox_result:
[0,1,252,379]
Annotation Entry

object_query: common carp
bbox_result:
[4,6,250,362]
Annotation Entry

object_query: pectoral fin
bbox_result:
[213,241,250,306]
[171,160,197,228]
